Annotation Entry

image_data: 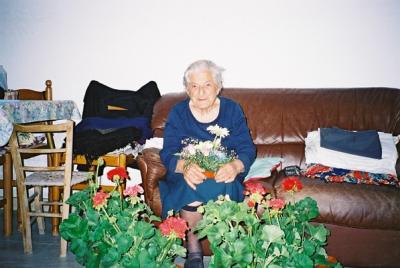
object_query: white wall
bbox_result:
[1,0,399,112]
[1,0,400,187]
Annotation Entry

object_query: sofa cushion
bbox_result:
[274,173,400,231]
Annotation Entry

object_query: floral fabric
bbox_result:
[302,163,400,188]
[0,100,81,146]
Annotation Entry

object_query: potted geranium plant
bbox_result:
[176,124,236,178]
[193,177,342,268]
[60,158,188,267]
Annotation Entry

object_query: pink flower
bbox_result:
[107,167,129,182]
[159,216,188,240]
[243,182,268,196]
[282,177,303,192]
[268,198,285,210]
[92,191,110,209]
[123,185,144,197]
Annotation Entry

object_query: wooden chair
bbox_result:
[0,80,53,236]
[72,154,130,192]
[9,120,89,257]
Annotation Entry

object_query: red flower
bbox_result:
[243,182,267,196]
[268,198,285,210]
[123,185,144,197]
[107,167,129,182]
[92,191,110,209]
[247,200,255,208]
[282,177,303,192]
[159,216,188,240]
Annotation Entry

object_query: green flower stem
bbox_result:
[228,221,234,231]
[249,206,261,268]
[83,201,89,215]
[128,235,143,257]
[262,242,271,260]
[116,179,123,209]
[265,207,272,225]
[274,214,281,229]
[95,162,101,183]
[101,206,121,233]
[262,254,275,268]
[156,238,174,267]
[104,231,116,246]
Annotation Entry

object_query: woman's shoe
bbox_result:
[184,257,204,268]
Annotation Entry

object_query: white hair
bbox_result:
[183,60,225,90]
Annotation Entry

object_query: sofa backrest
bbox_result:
[151,87,400,167]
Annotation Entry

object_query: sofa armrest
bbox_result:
[137,147,167,217]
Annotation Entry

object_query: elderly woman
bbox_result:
[160,60,256,268]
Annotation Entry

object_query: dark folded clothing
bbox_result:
[320,127,382,159]
[73,127,142,159]
[75,116,152,144]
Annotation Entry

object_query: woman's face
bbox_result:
[186,70,219,110]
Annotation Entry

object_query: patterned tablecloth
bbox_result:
[0,100,81,146]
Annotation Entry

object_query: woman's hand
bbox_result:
[176,160,205,190]
[215,159,244,183]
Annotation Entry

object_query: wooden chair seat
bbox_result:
[24,171,88,186]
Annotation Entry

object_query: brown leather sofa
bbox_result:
[137,87,400,268]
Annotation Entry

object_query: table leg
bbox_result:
[51,186,61,236]
[50,152,61,236]
[3,152,13,236]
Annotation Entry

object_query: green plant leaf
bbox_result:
[224,229,238,242]
[231,239,253,265]
[303,239,316,256]
[308,224,329,243]
[149,215,161,222]
[121,255,140,268]
[101,247,120,266]
[206,222,229,245]
[116,232,133,254]
[293,252,313,268]
[209,247,233,268]
[86,208,100,226]
[66,190,90,207]
[170,243,187,258]
[59,213,88,240]
[261,225,284,244]
[133,221,155,239]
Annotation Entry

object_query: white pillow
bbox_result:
[305,129,398,175]
[144,137,164,149]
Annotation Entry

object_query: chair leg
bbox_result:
[60,226,68,257]
[34,186,45,234]
[18,183,32,254]
[60,187,71,257]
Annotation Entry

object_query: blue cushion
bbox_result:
[320,127,382,159]
[244,157,282,181]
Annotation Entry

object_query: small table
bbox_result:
[0,100,81,146]
[0,99,81,236]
